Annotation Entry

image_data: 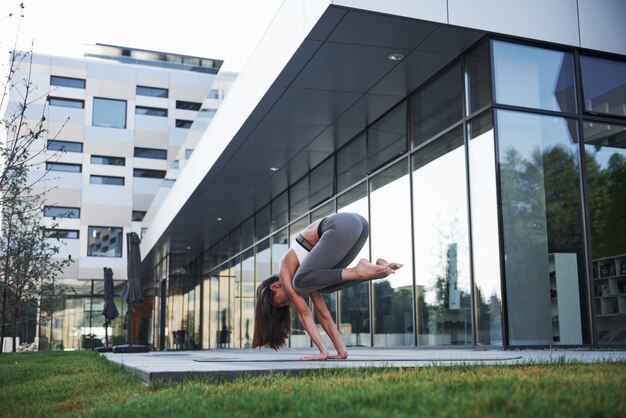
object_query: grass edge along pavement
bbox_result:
[0,351,624,418]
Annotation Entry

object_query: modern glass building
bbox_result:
[140,0,626,350]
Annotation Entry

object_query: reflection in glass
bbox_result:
[310,157,334,208]
[241,248,255,348]
[497,110,587,345]
[465,41,491,115]
[580,56,626,118]
[272,192,288,231]
[367,102,406,173]
[467,112,503,345]
[411,63,463,148]
[412,127,471,346]
[337,183,371,347]
[337,133,366,192]
[93,97,127,128]
[232,257,242,349]
[370,160,413,346]
[255,205,271,241]
[493,41,576,113]
[583,121,626,344]
[87,226,122,257]
[290,176,309,221]
[217,263,233,348]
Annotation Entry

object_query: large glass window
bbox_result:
[367,102,406,173]
[411,62,463,148]
[241,249,255,349]
[337,183,371,347]
[337,133,366,193]
[289,217,311,348]
[497,110,587,345]
[289,176,309,221]
[465,41,491,115]
[87,226,123,257]
[271,192,288,231]
[176,100,202,111]
[467,112,503,345]
[93,97,127,128]
[580,56,626,118]
[493,41,576,113]
[309,157,334,209]
[255,205,271,241]
[412,127,471,346]
[370,160,414,346]
[583,121,626,344]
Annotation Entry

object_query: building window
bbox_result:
[50,75,86,89]
[44,206,80,219]
[136,85,168,98]
[580,55,626,118]
[337,133,366,193]
[46,162,81,173]
[91,155,125,166]
[45,229,80,239]
[207,89,219,99]
[496,110,586,345]
[185,149,193,159]
[367,101,407,173]
[465,41,491,115]
[171,160,179,169]
[176,100,202,111]
[132,211,146,222]
[133,168,166,179]
[175,119,193,129]
[289,175,309,221]
[309,156,334,209]
[88,226,123,257]
[47,140,83,153]
[49,97,84,109]
[411,62,463,148]
[271,191,288,231]
[93,97,127,128]
[134,147,167,160]
[135,106,168,117]
[492,40,576,114]
[90,175,125,186]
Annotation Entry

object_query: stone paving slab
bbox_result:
[102,348,626,383]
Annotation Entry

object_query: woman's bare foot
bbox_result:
[353,258,393,279]
[376,258,403,271]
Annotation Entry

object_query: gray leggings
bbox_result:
[292,212,369,295]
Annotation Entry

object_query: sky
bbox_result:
[0,0,284,72]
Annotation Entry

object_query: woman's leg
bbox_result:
[292,213,368,295]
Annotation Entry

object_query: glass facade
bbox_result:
[149,38,626,351]
[93,97,127,128]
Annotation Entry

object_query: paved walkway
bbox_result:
[102,348,626,383]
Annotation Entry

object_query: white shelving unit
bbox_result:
[548,253,582,344]
[593,253,626,340]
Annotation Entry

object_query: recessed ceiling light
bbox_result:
[216,217,223,221]
[186,246,191,250]
[269,167,279,172]
[388,53,404,61]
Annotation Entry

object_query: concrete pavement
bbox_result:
[101,348,626,383]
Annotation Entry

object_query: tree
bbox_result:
[1,19,70,352]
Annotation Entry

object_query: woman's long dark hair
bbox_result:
[251,275,291,350]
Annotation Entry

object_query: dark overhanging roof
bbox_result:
[142,5,485,275]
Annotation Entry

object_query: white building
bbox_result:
[3,44,234,350]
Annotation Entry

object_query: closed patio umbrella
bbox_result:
[102,267,119,345]
[113,232,149,353]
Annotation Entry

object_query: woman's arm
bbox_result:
[279,252,330,360]
[310,291,348,359]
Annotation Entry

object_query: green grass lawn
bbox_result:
[1,351,624,418]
